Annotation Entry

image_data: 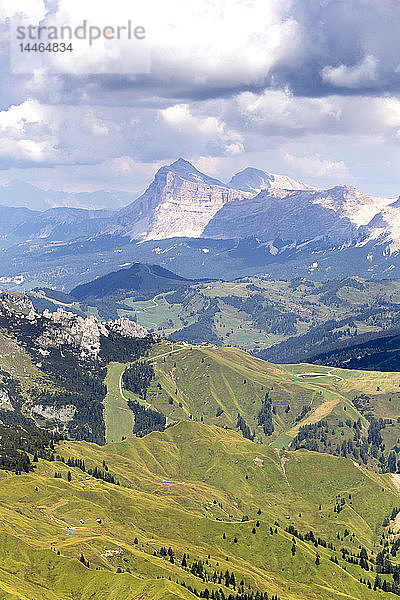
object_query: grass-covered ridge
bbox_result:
[1,420,400,599]
[116,341,400,456]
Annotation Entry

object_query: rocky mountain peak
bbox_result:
[113,159,250,241]
[227,166,313,194]
[159,158,224,186]
[227,167,274,193]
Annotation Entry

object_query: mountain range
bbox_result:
[0,180,136,211]
[1,158,400,288]
[1,159,396,245]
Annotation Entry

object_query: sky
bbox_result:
[1,0,400,199]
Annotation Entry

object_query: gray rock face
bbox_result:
[0,293,150,361]
[31,404,76,422]
[108,161,392,246]
[107,317,148,339]
[227,167,313,194]
[0,159,396,250]
[366,195,400,252]
[110,159,251,240]
[202,185,391,243]
[0,389,14,411]
[41,309,109,358]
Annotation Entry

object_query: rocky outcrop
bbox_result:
[107,317,148,338]
[0,389,14,411]
[0,294,151,361]
[31,404,76,422]
[0,292,35,317]
[41,309,109,358]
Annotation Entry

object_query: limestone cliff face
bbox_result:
[40,309,109,358]
[2,159,395,250]
[111,159,250,240]
[0,389,13,411]
[366,195,400,252]
[109,160,392,246]
[202,185,391,243]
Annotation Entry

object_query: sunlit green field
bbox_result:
[1,421,399,600]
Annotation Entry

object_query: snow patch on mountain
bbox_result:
[311,186,392,227]
[367,196,400,251]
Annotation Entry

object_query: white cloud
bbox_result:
[234,89,400,138]
[0,99,119,164]
[0,0,46,21]
[322,55,379,88]
[0,99,57,162]
[160,103,244,156]
[149,0,303,90]
[2,0,400,197]
[283,153,349,178]
[236,89,342,135]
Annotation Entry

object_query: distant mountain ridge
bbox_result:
[0,180,137,211]
[70,262,200,301]
[1,159,396,247]
[1,158,396,246]
[2,158,400,289]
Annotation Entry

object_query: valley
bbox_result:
[39,273,400,360]
[3,167,400,599]
[1,292,400,598]
[2,2,399,598]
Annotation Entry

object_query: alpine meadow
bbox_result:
[3,2,400,600]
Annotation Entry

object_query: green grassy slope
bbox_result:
[103,362,135,443]
[124,342,400,450]
[1,421,400,599]
[0,531,195,600]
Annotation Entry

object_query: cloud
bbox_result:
[1,1,400,197]
[159,103,244,156]
[0,99,57,163]
[2,0,400,101]
[0,99,121,166]
[234,89,400,138]
[0,0,46,21]
[283,152,349,178]
[235,89,342,136]
[322,55,379,89]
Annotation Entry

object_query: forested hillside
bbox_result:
[0,291,154,444]
[60,275,400,358]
